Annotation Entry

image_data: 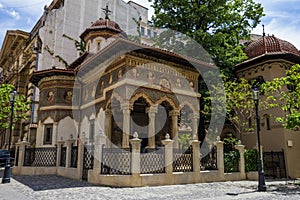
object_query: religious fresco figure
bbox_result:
[47,91,54,103]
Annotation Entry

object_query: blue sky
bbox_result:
[0,0,300,50]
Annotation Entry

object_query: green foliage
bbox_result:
[244,149,258,172]
[44,45,69,68]
[0,84,30,129]
[224,149,240,173]
[150,0,264,74]
[263,64,300,130]
[128,17,142,44]
[223,133,238,153]
[178,133,192,150]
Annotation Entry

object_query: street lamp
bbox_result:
[252,87,267,191]
[1,88,18,184]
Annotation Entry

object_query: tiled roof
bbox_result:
[80,19,127,40]
[245,35,300,59]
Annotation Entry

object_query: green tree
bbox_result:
[149,0,264,74]
[264,64,300,130]
[0,84,30,129]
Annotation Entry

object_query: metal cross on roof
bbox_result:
[102,4,112,20]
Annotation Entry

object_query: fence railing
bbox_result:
[70,146,78,168]
[172,147,193,172]
[201,146,217,171]
[140,148,165,174]
[60,147,67,167]
[23,147,57,167]
[101,148,131,175]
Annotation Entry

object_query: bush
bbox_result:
[244,149,258,172]
[224,150,240,173]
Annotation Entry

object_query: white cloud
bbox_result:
[6,9,20,20]
[0,3,3,9]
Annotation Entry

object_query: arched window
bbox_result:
[266,115,271,130]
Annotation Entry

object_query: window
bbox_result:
[266,115,271,130]
[153,32,157,38]
[147,29,151,37]
[89,120,95,143]
[248,117,252,129]
[97,41,101,51]
[44,124,53,145]
[141,27,145,36]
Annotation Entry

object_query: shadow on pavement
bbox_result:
[1,168,94,191]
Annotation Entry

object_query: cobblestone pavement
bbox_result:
[0,169,299,200]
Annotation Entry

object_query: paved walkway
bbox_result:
[0,169,299,200]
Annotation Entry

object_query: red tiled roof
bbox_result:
[245,35,300,59]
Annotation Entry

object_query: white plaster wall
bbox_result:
[38,0,140,70]
[57,116,78,141]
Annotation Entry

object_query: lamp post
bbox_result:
[252,87,266,191]
[2,88,17,184]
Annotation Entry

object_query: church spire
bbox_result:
[102,4,112,20]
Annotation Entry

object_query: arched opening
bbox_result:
[110,98,123,147]
[178,104,193,150]
[131,97,150,149]
[155,101,173,147]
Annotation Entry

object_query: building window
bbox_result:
[147,29,151,37]
[266,115,271,130]
[153,32,157,38]
[248,117,252,129]
[97,41,101,51]
[141,27,145,36]
[44,124,53,145]
[89,120,95,143]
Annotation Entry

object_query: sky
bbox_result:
[0,0,300,50]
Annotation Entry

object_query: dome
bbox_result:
[245,35,300,59]
[80,19,127,41]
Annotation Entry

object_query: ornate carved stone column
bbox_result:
[192,113,200,140]
[147,105,157,148]
[121,103,131,148]
[105,109,112,147]
[169,109,180,148]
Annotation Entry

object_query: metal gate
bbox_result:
[82,145,94,181]
[263,150,286,179]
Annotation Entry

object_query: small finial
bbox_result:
[262,24,265,37]
[102,4,112,20]
[165,133,170,140]
[70,134,73,139]
[133,132,138,138]
[238,140,242,145]
[216,136,220,141]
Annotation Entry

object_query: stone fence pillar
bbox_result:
[77,138,85,179]
[190,140,201,173]
[56,140,65,167]
[216,139,224,174]
[162,134,174,174]
[17,140,30,167]
[66,139,75,168]
[235,140,246,179]
[130,132,141,175]
[93,133,106,174]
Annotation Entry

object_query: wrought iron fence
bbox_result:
[82,145,94,181]
[70,146,78,168]
[101,147,131,175]
[60,147,66,167]
[140,147,165,174]
[23,147,57,167]
[200,146,217,170]
[172,147,193,172]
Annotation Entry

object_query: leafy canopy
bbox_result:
[149,0,264,74]
[264,64,300,130]
[0,84,30,129]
